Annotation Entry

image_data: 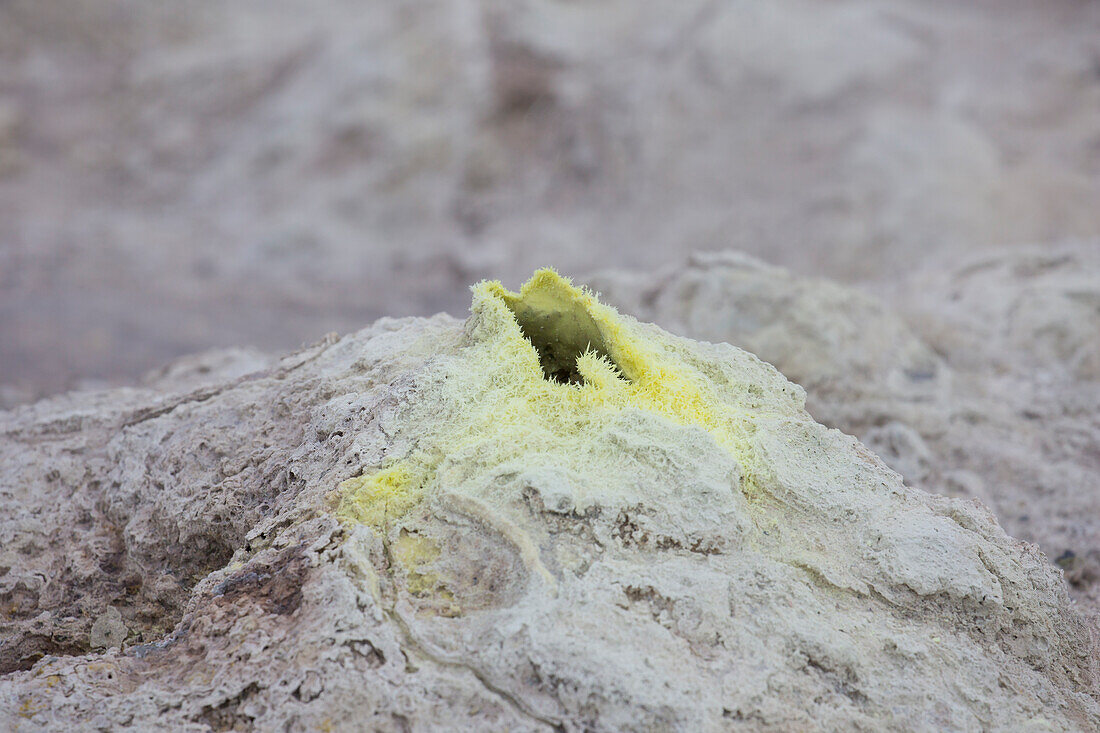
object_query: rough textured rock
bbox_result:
[590,245,1100,615]
[3,271,1098,730]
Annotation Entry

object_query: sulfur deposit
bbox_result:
[2,270,1099,730]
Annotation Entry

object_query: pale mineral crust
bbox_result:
[590,243,1100,616]
[2,273,1099,731]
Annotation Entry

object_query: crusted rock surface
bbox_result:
[2,271,1099,730]
[591,245,1100,614]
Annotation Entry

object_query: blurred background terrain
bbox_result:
[2,0,1099,398]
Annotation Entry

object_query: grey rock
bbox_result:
[2,276,1098,730]
[89,607,127,651]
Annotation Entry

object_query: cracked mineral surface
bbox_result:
[2,270,1099,731]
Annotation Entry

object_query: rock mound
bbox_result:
[2,271,1098,730]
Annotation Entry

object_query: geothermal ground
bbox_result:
[2,1,1100,730]
[2,271,1099,729]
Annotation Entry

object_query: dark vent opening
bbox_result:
[504,290,625,385]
